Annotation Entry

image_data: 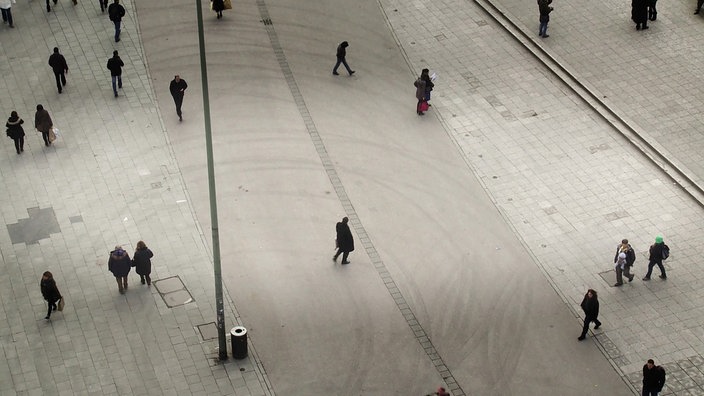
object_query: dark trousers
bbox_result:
[642,388,659,396]
[648,3,657,20]
[334,249,349,262]
[698,0,704,11]
[41,131,51,145]
[113,20,121,41]
[1,8,13,26]
[99,0,108,11]
[580,317,601,337]
[139,274,151,285]
[173,94,184,117]
[645,259,666,278]
[111,75,122,95]
[46,298,59,318]
[115,276,128,292]
[333,57,352,74]
[53,70,66,93]
[539,21,548,36]
[12,137,24,153]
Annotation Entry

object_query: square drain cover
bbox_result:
[154,275,194,307]
[196,322,218,340]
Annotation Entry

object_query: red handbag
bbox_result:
[419,101,429,112]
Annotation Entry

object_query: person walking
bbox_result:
[34,104,53,146]
[6,111,25,154]
[414,74,427,116]
[106,50,124,97]
[577,289,601,340]
[45,0,57,12]
[108,245,131,293]
[613,238,636,286]
[333,216,354,264]
[0,0,15,28]
[99,0,108,12]
[107,0,125,42]
[420,68,434,104]
[40,271,62,320]
[48,47,69,94]
[211,0,224,19]
[642,359,666,395]
[647,0,657,20]
[643,235,668,280]
[537,0,553,38]
[332,41,355,76]
[696,0,704,13]
[169,75,188,121]
[632,0,649,30]
[132,241,154,285]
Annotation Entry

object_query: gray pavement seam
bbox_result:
[253,0,466,394]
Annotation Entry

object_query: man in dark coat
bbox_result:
[332,41,355,76]
[643,235,668,280]
[108,0,126,42]
[632,0,649,30]
[34,104,53,146]
[333,217,354,264]
[106,50,124,97]
[642,359,666,395]
[169,75,188,121]
[537,0,553,38]
[578,289,601,340]
[614,238,636,285]
[48,47,69,94]
[108,245,132,293]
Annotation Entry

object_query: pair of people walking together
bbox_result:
[108,241,154,293]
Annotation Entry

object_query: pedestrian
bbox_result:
[0,0,15,28]
[613,238,636,286]
[107,0,125,42]
[211,0,224,19]
[108,245,131,293]
[132,240,154,285]
[6,111,25,154]
[647,0,657,20]
[642,359,666,395]
[696,0,704,14]
[40,271,62,320]
[537,0,553,38]
[46,0,56,12]
[577,289,601,340]
[643,235,668,280]
[332,41,355,76]
[420,68,434,104]
[632,0,649,30]
[169,75,188,122]
[99,0,107,12]
[106,50,124,97]
[34,104,53,146]
[333,216,354,264]
[48,47,69,94]
[414,75,427,116]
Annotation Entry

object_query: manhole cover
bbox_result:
[154,275,194,308]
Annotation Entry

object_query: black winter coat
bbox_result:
[614,244,636,266]
[41,278,61,302]
[6,116,25,139]
[580,294,599,319]
[108,250,132,277]
[642,365,665,391]
[632,0,648,23]
[649,242,668,262]
[336,42,348,59]
[107,56,124,76]
[336,222,354,252]
[48,53,68,73]
[133,248,153,275]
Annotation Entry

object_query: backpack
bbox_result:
[662,245,670,260]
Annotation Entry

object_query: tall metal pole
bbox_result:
[195,0,228,361]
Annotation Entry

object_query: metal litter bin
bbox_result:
[230,326,248,359]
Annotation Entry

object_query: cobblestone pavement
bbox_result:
[379,0,704,393]
[0,1,271,395]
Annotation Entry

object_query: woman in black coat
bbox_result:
[6,111,25,154]
[333,217,354,264]
[211,0,224,19]
[132,240,154,285]
[578,289,601,340]
[632,0,649,30]
[40,271,62,320]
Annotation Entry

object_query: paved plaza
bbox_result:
[1,0,704,394]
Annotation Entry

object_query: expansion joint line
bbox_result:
[254,1,466,394]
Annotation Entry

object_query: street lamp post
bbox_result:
[194,0,228,361]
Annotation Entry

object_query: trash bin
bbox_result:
[230,326,248,359]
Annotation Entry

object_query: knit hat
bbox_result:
[655,236,663,243]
